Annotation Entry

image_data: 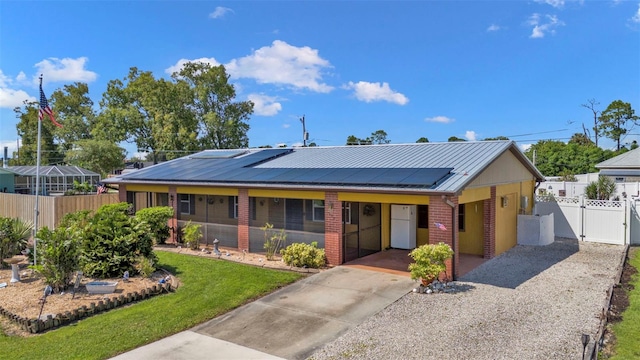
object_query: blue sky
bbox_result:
[1,1,639,159]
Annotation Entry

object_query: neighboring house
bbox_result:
[105,141,545,278]
[596,147,640,185]
[0,168,16,193]
[8,165,101,195]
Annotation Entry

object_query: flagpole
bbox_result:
[33,75,44,266]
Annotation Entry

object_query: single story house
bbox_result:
[596,147,640,184]
[105,140,545,278]
[0,168,15,193]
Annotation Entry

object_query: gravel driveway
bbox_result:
[309,238,624,360]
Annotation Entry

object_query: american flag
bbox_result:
[434,222,447,231]
[39,83,63,128]
[97,183,107,194]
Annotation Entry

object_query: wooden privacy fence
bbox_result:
[534,195,639,245]
[0,192,120,229]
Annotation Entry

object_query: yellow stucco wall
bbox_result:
[381,203,390,249]
[458,201,484,255]
[495,183,520,255]
[176,186,238,196]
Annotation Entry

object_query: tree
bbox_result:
[599,100,639,151]
[416,137,429,143]
[525,139,616,176]
[50,82,96,153]
[582,99,601,147]
[346,130,389,145]
[483,136,509,141]
[64,139,126,177]
[174,62,254,149]
[100,67,199,164]
[448,136,466,142]
[369,130,390,144]
[568,133,593,146]
[14,101,62,165]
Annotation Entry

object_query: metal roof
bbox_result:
[107,141,544,193]
[8,165,100,177]
[596,147,640,169]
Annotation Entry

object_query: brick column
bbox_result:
[237,189,249,251]
[324,192,342,266]
[118,184,127,202]
[168,186,178,244]
[428,195,459,280]
[483,186,496,259]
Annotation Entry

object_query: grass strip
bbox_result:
[610,247,640,359]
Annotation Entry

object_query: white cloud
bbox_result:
[527,13,565,38]
[520,143,533,152]
[534,0,565,8]
[0,70,11,87]
[632,3,640,23]
[487,24,501,32]
[0,88,36,108]
[424,115,455,124]
[165,57,220,75]
[0,70,36,108]
[15,71,27,83]
[226,40,333,93]
[344,81,408,105]
[209,6,233,19]
[247,93,282,116]
[282,123,291,129]
[465,131,478,141]
[34,57,97,84]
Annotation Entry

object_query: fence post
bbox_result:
[624,199,630,245]
[579,195,585,241]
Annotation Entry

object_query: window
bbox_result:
[458,204,465,231]
[180,194,191,215]
[233,196,238,219]
[343,202,352,224]
[418,205,429,229]
[312,200,325,222]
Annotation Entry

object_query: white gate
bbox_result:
[631,200,640,245]
[534,196,631,245]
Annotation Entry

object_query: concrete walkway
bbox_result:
[111,266,415,360]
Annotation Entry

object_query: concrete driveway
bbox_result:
[112,266,415,360]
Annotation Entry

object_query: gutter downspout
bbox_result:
[442,195,457,281]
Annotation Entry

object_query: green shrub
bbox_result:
[280,242,326,268]
[261,222,286,261]
[585,176,617,200]
[408,242,454,283]
[135,206,174,245]
[0,217,32,268]
[32,226,79,291]
[80,202,157,278]
[134,256,156,278]
[181,221,202,250]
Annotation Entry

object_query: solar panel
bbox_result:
[190,150,248,159]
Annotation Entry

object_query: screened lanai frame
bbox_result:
[9,165,101,195]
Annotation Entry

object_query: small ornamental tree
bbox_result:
[261,222,286,260]
[408,242,454,284]
[32,227,79,291]
[181,221,202,250]
[585,176,617,200]
[135,206,174,245]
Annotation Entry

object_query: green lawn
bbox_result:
[610,247,640,359]
[0,251,303,360]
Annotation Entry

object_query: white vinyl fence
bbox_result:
[534,195,639,245]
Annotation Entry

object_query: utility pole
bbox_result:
[300,115,308,147]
